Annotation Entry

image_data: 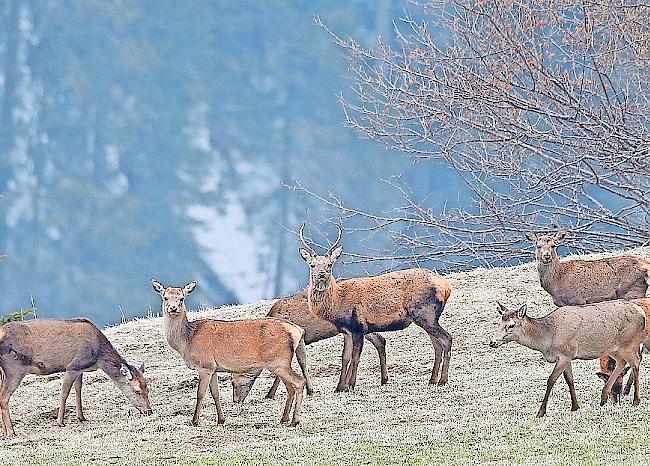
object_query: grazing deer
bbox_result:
[152,279,309,426]
[489,301,646,417]
[0,318,151,438]
[297,224,452,391]
[597,298,650,402]
[231,291,389,403]
[524,230,650,307]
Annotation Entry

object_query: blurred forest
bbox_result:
[0,1,464,324]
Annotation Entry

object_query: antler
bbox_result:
[299,223,316,255]
[326,224,343,255]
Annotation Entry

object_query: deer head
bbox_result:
[298,224,343,292]
[115,363,153,415]
[489,302,528,348]
[524,230,567,265]
[151,279,197,317]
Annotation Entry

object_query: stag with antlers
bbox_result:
[298,224,453,390]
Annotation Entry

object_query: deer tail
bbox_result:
[643,260,650,291]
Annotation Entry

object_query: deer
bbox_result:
[524,230,650,307]
[231,290,389,403]
[151,279,310,426]
[297,224,453,391]
[0,318,152,438]
[489,300,646,417]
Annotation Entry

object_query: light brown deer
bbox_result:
[524,230,650,307]
[0,318,151,438]
[489,301,646,417]
[231,290,389,402]
[297,224,453,391]
[152,279,310,426]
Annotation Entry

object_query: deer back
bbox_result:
[185,317,304,373]
[546,300,646,358]
[0,319,104,375]
[552,256,649,304]
[322,269,451,329]
[268,292,339,345]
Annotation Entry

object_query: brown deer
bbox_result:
[231,290,389,403]
[0,318,152,438]
[524,230,650,307]
[152,279,310,426]
[297,224,452,391]
[489,301,646,417]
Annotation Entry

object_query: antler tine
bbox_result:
[327,224,343,254]
[299,223,316,254]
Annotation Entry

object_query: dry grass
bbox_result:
[3,248,650,465]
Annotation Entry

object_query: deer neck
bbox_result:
[98,342,129,384]
[515,317,555,355]
[308,277,339,322]
[537,254,560,293]
[163,308,194,355]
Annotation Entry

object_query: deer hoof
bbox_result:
[289,420,300,427]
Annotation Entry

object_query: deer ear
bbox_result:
[496,301,507,315]
[120,364,133,381]
[151,279,165,296]
[329,245,343,263]
[299,248,314,263]
[524,231,537,242]
[553,230,567,242]
[517,304,527,319]
[183,281,197,296]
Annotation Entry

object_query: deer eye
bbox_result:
[507,323,515,330]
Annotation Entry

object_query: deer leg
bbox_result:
[0,368,25,438]
[335,332,353,392]
[624,368,635,396]
[74,373,86,422]
[58,371,79,427]
[192,370,212,426]
[563,364,579,411]
[437,326,453,385]
[411,312,451,385]
[294,338,313,396]
[345,332,365,390]
[427,335,444,385]
[624,350,642,396]
[275,365,306,427]
[538,358,570,417]
[601,357,627,406]
[265,377,282,399]
[632,363,641,406]
[280,380,295,424]
[209,373,225,425]
[365,333,388,385]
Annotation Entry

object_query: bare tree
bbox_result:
[308,0,650,271]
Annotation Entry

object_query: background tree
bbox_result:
[315,0,650,270]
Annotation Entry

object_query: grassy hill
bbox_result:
[2,248,650,465]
